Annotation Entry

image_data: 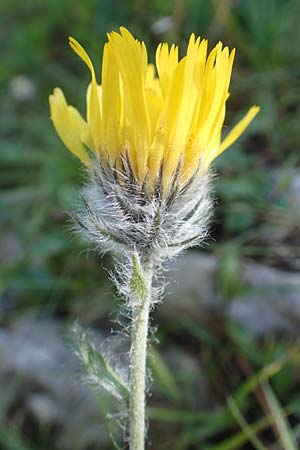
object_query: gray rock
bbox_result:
[163,252,222,318]
[163,347,214,409]
[0,229,22,264]
[285,170,300,211]
[162,252,300,335]
[229,260,300,334]
[0,316,111,450]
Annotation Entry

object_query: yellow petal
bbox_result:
[152,58,186,185]
[219,105,260,154]
[156,42,178,97]
[49,88,89,163]
[101,42,122,162]
[171,34,202,149]
[69,37,103,154]
[49,28,260,194]
[107,28,151,180]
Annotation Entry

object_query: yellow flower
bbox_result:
[49,27,259,191]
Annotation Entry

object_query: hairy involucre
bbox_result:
[74,156,213,264]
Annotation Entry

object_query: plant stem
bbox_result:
[129,257,153,450]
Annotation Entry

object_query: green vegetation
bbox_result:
[0,0,300,449]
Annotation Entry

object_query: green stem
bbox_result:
[129,256,153,450]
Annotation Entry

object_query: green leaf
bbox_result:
[72,323,129,402]
[130,251,149,302]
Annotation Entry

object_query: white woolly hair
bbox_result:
[71,156,214,446]
[73,155,214,264]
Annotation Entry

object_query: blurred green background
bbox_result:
[1,0,300,449]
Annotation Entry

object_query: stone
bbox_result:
[161,252,300,335]
[0,316,110,450]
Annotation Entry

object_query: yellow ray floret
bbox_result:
[49,88,89,163]
[68,36,103,154]
[49,27,259,190]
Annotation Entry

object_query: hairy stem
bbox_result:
[129,255,153,450]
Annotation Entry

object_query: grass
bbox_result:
[0,0,300,448]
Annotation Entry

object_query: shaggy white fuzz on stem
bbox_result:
[129,257,153,450]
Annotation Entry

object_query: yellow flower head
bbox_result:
[49,27,259,192]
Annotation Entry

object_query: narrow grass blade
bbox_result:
[261,380,297,450]
[227,396,267,450]
[148,346,181,403]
